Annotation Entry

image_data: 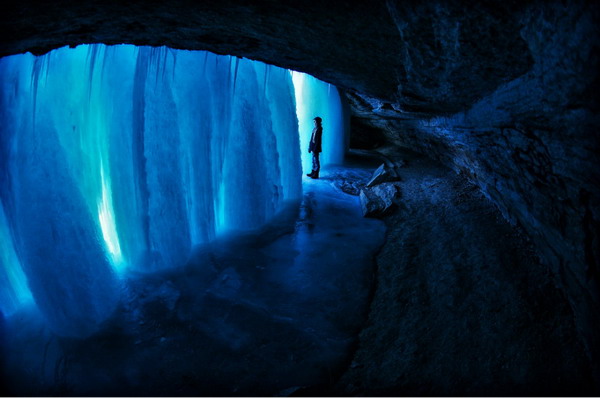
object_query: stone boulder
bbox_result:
[360,183,401,217]
[366,163,402,188]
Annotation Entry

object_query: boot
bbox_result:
[306,171,315,177]
[310,170,319,179]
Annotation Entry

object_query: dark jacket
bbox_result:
[308,126,323,154]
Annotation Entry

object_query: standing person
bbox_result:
[307,116,323,179]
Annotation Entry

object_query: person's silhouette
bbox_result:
[307,117,323,179]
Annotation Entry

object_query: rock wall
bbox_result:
[0,0,533,114]
[350,1,600,367]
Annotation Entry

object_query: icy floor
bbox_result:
[0,166,385,396]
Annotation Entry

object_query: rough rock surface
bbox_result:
[336,149,595,395]
[325,150,382,196]
[348,3,600,371]
[1,0,532,115]
[359,183,401,218]
[365,163,401,188]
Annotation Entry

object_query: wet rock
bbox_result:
[360,183,401,217]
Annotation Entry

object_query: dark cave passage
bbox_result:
[1,0,599,395]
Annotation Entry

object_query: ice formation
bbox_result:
[0,44,345,336]
[291,71,347,173]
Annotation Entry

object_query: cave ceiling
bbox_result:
[1,0,534,117]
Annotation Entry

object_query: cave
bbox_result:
[0,0,599,396]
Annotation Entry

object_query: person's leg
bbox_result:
[311,153,320,178]
[307,153,315,177]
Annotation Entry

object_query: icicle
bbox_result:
[43,51,52,85]
[202,51,208,75]
[30,57,43,123]
[152,47,161,86]
[101,45,111,82]
[227,55,233,92]
[232,57,240,95]
[263,64,270,97]
[132,46,152,252]
[170,48,177,81]
[162,46,169,81]
[86,44,104,103]
[87,45,100,85]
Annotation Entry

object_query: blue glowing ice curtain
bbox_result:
[0,44,346,336]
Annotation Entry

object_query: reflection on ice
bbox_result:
[2,168,385,396]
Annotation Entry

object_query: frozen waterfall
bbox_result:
[0,44,346,336]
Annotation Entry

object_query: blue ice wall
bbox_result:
[291,71,346,174]
[0,44,319,336]
[0,203,32,316]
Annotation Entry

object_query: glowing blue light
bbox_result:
[291,71,346,174]
[0,44,347,324]
[0,202,33,316]
[97,162,124,268]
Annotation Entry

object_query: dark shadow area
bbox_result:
[336,147,597,396]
